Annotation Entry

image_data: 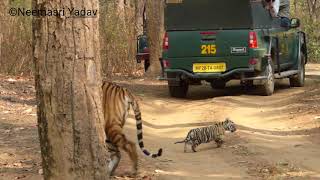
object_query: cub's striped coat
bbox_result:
[175,118,236,152]
[102,82,162,176]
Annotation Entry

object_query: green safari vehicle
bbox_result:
[162,0,308,98]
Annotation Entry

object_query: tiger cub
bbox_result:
[175,118,236,152]
[102,82,162,176]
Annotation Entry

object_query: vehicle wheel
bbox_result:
[210,80,226,89]
[260,62,274,96]
[168,80,189,98]
[289,53,305,87]
[144,59,150,72]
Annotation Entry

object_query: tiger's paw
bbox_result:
[112,171,138,178]
[123,171,138,178]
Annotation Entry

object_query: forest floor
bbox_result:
[0,64,320,180]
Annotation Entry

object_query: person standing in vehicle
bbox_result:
[278,0,291,27]
[265,0,280,17]
[278,0,290,18]
[264,0,290,27]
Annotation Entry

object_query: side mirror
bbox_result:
[290,18,300,28]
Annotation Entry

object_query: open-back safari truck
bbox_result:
[161,0,308,98]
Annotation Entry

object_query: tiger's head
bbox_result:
[223,118,237,132]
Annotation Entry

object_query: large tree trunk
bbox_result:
[145,0,164,77]
[32,0,108,179]
[135,0,147,35]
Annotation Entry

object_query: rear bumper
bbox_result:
[164,68,256,80]
[161,53,270,82]
[136,53,150,63]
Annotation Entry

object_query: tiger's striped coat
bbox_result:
[175,118,236,152]
[102,82,162,176]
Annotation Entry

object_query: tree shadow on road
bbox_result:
[139,119,320,136]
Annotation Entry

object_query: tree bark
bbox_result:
[100,0,140,76]
[145,0,164,77]
[135,0,147,35]
[32,0,108,179]
[0,0,7,63]
[293,0,297,14]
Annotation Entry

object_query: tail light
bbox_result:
[143,47,149,53]
[163,60,170,68]
[163,33,169,50]
[249,31,258,49]
[249,58,258,65]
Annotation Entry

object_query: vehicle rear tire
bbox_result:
[144,59,150,72]
[260,62,275,96]
[210,80,226,89]
[168,80,189,98]
[289,54,305,87]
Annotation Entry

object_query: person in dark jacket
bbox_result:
[278,0,291,28]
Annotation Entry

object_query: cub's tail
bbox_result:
[174,140,186,144]
[129,93,162,158]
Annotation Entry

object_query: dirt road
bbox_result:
[0,64,319,179]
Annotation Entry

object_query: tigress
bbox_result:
[102,82,162,176]
[174,118,236,153]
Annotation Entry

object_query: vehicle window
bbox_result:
[165,0,253,30]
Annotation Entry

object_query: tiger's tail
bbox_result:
[128,93,162,158]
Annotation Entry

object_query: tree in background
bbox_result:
[292,0,320,62]
[99,0,164,77]
[0,0,33,74]
[100,0,141,77]
[145,0,164,76]
[32,0,108,179]
[0,1,5,61]
[135,0,147,36]
[1,1,319,76]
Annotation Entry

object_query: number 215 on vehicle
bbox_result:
[201,45,216,55]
